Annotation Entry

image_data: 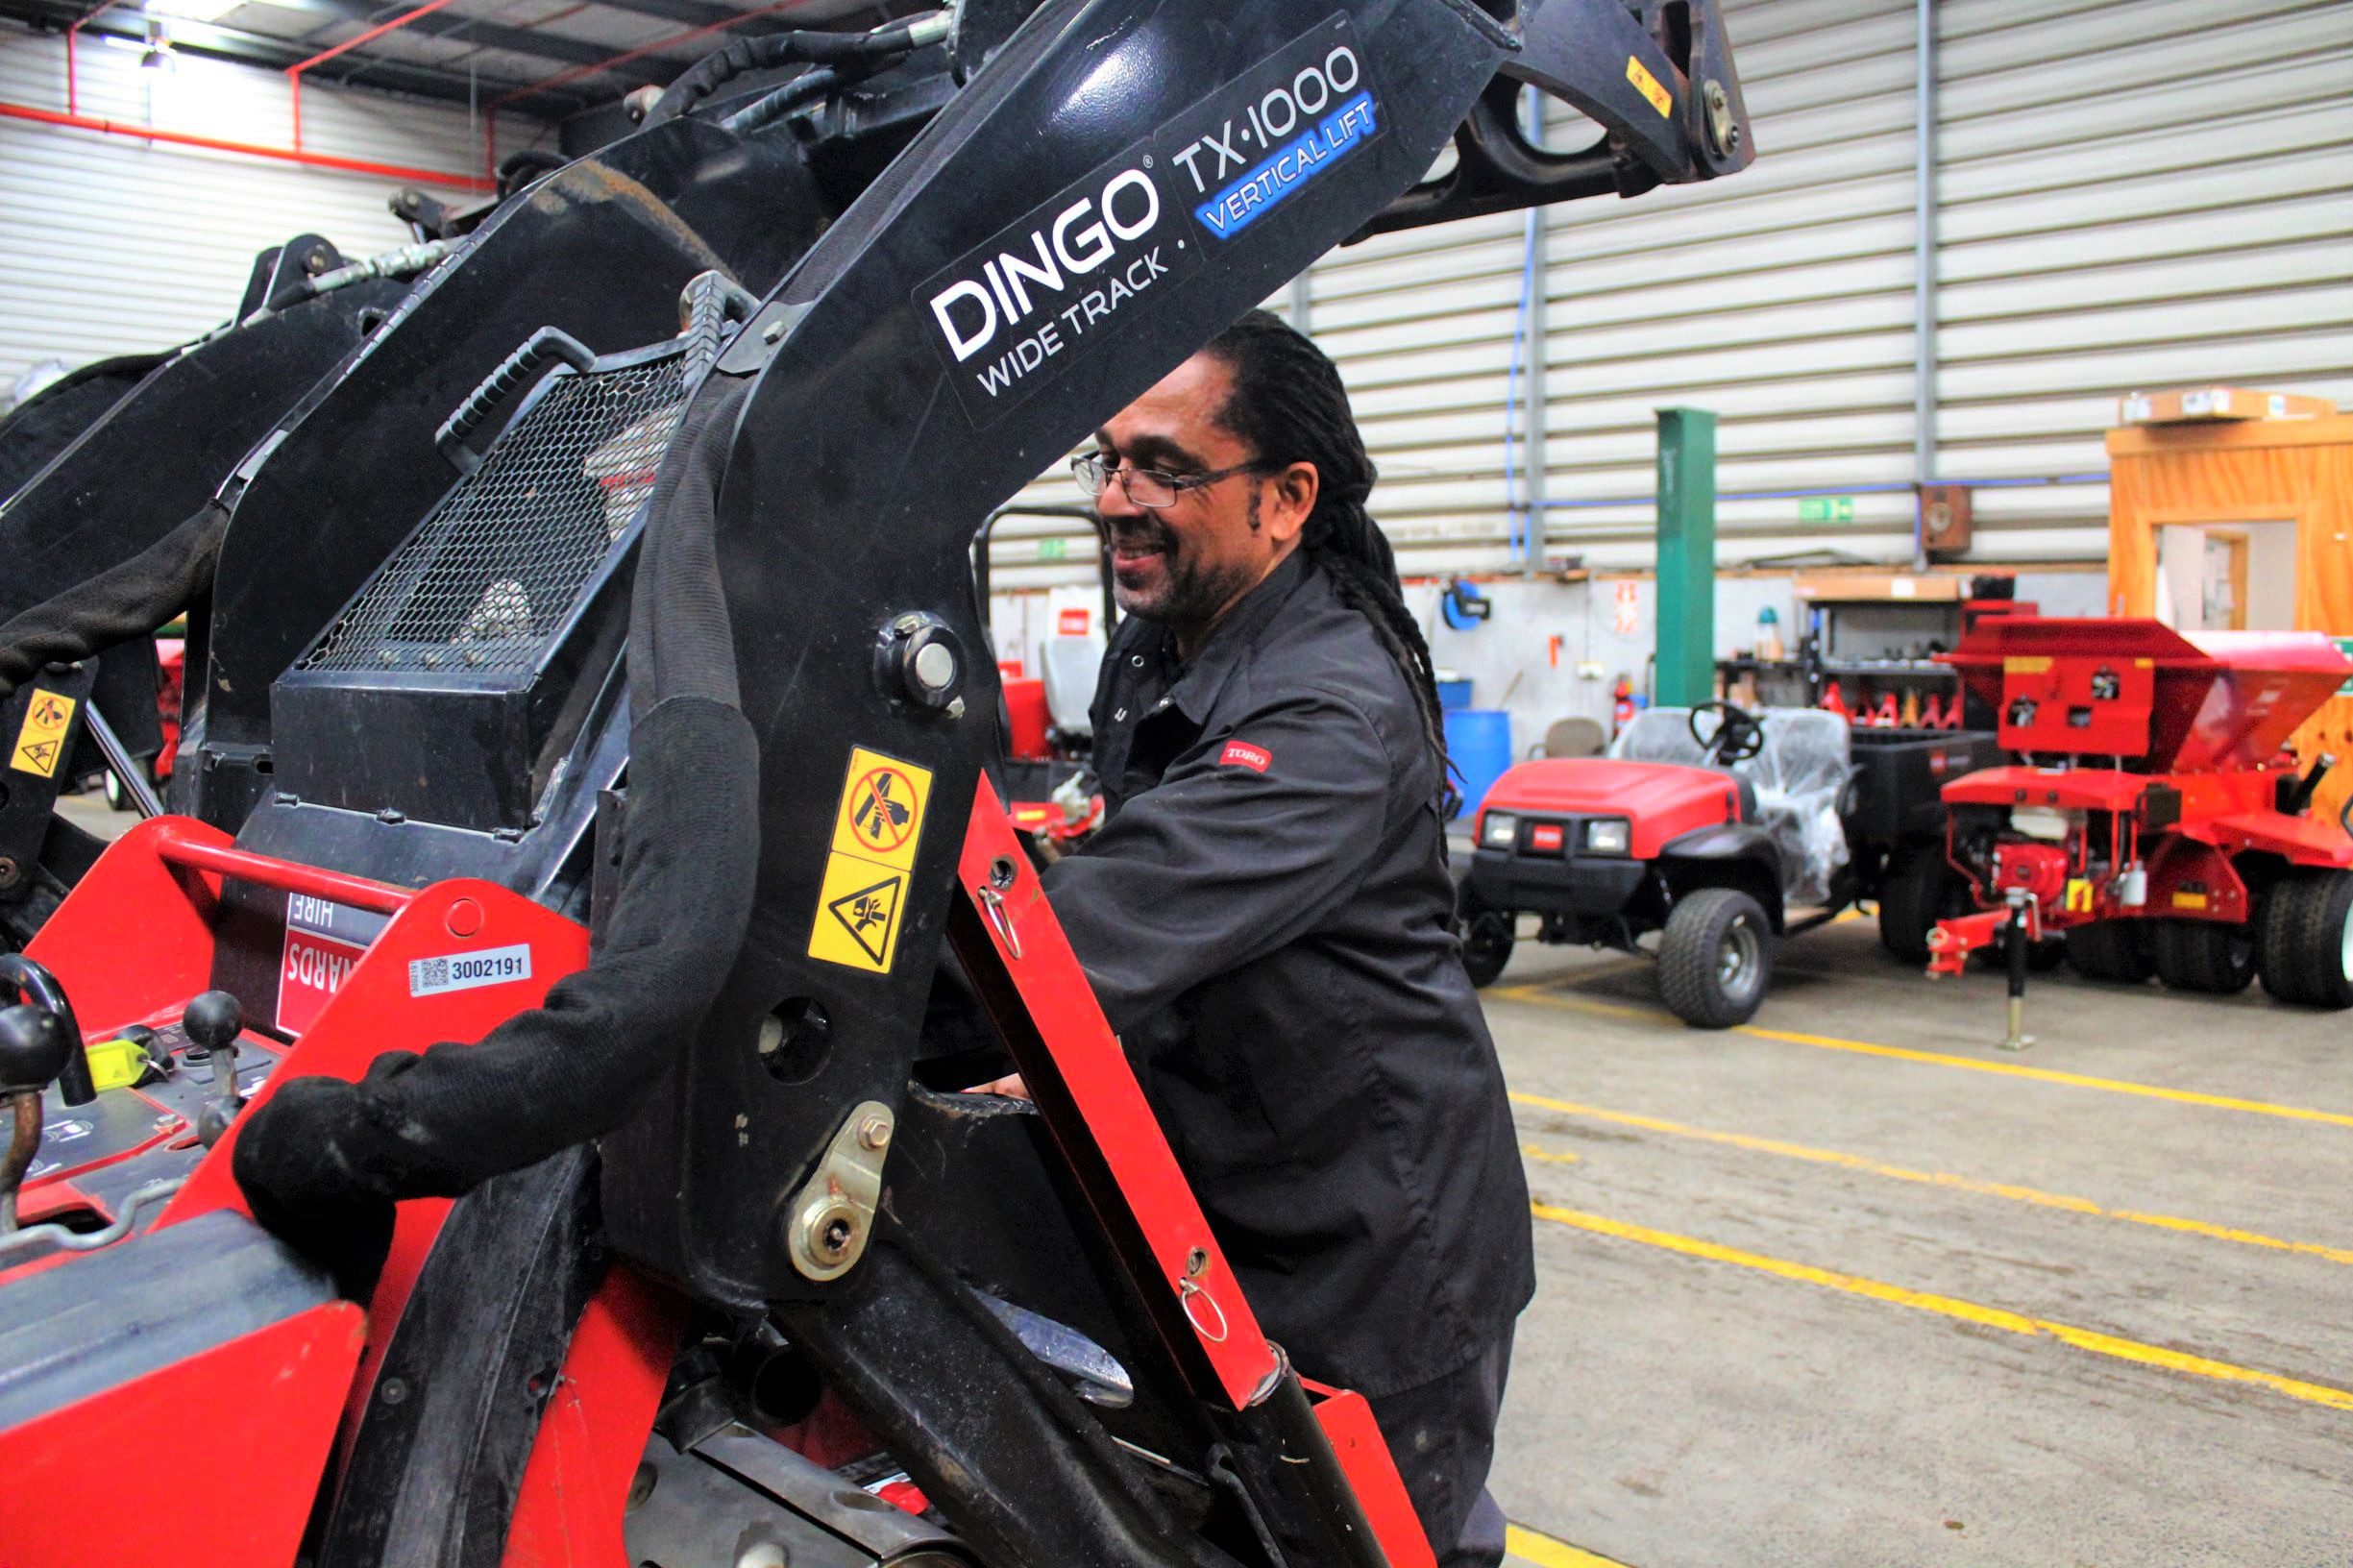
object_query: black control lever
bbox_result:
[185,992,246,1148]
[0,955,92,1106]
[0,1004,69,1232]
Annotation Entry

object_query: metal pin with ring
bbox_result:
[1178,1245,1228,1342]
[980,856,1022,959]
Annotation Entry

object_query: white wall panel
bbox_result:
[0,26,520,389]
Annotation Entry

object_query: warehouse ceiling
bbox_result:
[0,0,912,117]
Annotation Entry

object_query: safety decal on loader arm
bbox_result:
[809,747,934,973]
[10,689,76,778]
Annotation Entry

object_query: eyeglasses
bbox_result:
[1071,452,1273,509]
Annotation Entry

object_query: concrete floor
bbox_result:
[1483,916,2353,1568]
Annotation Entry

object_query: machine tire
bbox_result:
[2151,919,2257,994]
[2026,936,2069,972]
[1877,845,1967,966]
[1659,888,1772,1029]
[1458,906,1515,989]
[2257,869,2353,1010]
[2065,919,2154,984]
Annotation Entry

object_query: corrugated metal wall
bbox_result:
[0,27,520,389]
[984,0,2352,592]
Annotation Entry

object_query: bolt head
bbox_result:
[857,1114,891,1150]
[944,697,967,721]
[913,640,957,692]
[762,318,787,344]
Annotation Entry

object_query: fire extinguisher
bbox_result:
[1612,676,1635,736]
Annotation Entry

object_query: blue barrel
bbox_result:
[1435,678,1474,711]
[1443,708,1512,820]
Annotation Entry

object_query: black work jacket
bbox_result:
[1041,552,1534,1396]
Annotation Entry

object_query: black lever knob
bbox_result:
[185,992,246,1148]
[0,1005,67,1233]
[184,992,243,1056]
[0,1005,69,1095]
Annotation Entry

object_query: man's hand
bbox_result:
[964,1073,1031,1101]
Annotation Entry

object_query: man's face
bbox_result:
[1091,353,1311,647]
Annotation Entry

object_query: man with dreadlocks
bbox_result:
[1033,309,1535,1564]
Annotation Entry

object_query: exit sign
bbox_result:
[1799,496,1855,524]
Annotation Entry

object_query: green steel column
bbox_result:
[1654,406,1717,707]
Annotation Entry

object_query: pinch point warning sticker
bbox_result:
[830,747,934,872]
[808,852,907,973]
[11,690,76,778]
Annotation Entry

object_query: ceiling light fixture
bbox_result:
[146,0,244,24]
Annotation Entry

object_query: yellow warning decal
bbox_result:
[1627,56,1673,118]
[2064,878,2095,915]
[830,747,933,873]
[808,851,907,973]
[11,689,77,778]
[2003,655,2053,675]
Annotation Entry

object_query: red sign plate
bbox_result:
[278,928,368,1035]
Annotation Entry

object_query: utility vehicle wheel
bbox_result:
[2151,919,2256,994]
[1877,845,1968,966]
[1458,906,1515,989]
[1659,888,1771,1029]
[2257,869,2353,1010]
[2026,937,2068,972]
[2064,920,2153,985]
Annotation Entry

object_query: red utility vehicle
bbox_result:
[1459,702,1986,1026]
[1924,619,2353,1007]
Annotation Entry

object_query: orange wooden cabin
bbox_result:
[2106,413,2353,826]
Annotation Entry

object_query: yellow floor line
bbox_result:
[1510,1091,2353,1267]
[1531,1200,2353,1414]
[1521,1141,1581,1165]
[1507,1523,1630,1567]
[1491,984,2353,1131]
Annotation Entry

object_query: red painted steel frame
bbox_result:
[951,778,1435,1564]
[0,1301,366,1566]
[954,777,1280,1409]
[22,813,590,1453]
[501,1264,694,1567]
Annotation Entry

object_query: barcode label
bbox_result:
[408,943,532,997]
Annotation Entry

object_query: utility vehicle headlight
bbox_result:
[1481,811,1519,849]
[1585,818,1631,855]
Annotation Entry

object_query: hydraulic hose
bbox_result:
[721,67,843,136]
[233,380,764,1298]
[645,11,949,126]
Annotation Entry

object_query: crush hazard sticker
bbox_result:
[408,943,533,997]
[10,689,76,778]
[808,853,907,973]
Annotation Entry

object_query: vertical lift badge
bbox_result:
[809,747,934,973]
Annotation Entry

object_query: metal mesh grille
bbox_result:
[302,355,687,675]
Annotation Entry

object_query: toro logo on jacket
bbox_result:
[1220,740,1272,773]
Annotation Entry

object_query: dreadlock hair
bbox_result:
[1201,307,1456,808]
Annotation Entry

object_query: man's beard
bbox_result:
[1100,512,1256,632]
